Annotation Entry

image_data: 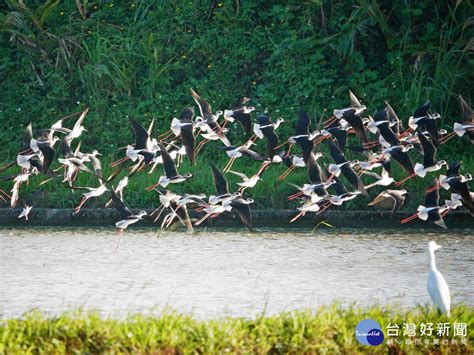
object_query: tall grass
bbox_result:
[1,305,472,353]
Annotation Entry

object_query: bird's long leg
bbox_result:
[150,205,163,216]
[153,206,167,223]
[217,120,229,135]
[363,141,380,149]
[426,183,441,194]
[18,148,33,155]
[256,161,271,176]
[290,211,305,223]
[74,197,88,214]
[288,190,304,200]
[0,190,12,200]
[441,209,449,218]
[317,201,332,215]
[312,135,330,147]
[158,129,172,139]
[223,157,236,173]
[326,173,335,182]
[395,173,417,186]
[322,115,337,127]
[195,213,211,226]
[400,213,419,224]
[248,134,257,142]
[284,144,293,158]
[273,141,289,150]
[357,169,367,177]
[440,131,457,144]
[195,139,209,155]
[145,181,160,191]
[399,128,413,138]
[209,213,222,219]
[322,115,336,124]
[278,165,295,181]
[110,156,129,167]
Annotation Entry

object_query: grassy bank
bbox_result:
[1,305,472,353]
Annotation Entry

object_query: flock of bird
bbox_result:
[0,89,473,232]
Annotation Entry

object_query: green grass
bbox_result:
[0,1,473,210]
[1,304,472,353]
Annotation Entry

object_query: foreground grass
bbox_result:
[1,305,472,354]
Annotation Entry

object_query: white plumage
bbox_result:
[427,241,451,316]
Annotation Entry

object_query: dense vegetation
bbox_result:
[1,305,472,353]
[1,1,473,210]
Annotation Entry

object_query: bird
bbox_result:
[253,115,284,161]
[65,108,89,142]
[433,161,474,216]
[223,97,255,135]
[170,107,195,164]
[209,165,253,231]
[427,241,451,317]
[110,189,146,231]
[448,95,474,144]
[327,140,368,196]
[72,183,109,214]
[400,179,448,228]
[18,205,33,221]
[221,139,268,173]
[409,101,441,146]
[341,109,369,145]
[368,189,407,216]
[191,88,230,150]
[145,143,192,190]
[395,132,446,186]
[383,144,415,179]
[229,170,262,192]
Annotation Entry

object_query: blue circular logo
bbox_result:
[355,319,384,346]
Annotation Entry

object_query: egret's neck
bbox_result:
[429,250,437,271]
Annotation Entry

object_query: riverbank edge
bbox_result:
[0,305,472,353]
[0,208,472,228]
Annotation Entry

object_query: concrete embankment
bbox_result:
[0,208,472,229]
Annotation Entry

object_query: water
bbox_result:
[0,227,472,319]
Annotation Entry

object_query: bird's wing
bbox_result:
[190,88,212,117]
[232,112,252,134]
[210,164,229,195]
[158,143,178,178]
[296,110,311,136]
[180,127,195,164]
[179,107,195,121]
[459,95,474,125]
[231,200,252,231]
[349,90,363,109]
[425,179,440,207]
[73,108,89,131]
[228,170,248,181]
[327,139,346,165]
[413,101,431,119]
[38,145,55,173]
[240,148,268,161]
[110,189,132,220]
[391,150,414,175]
[21,123,33,150]
[89,155,102,179]
[418,132,436,167]
[129,118,149,150]
[307,154,322,184]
